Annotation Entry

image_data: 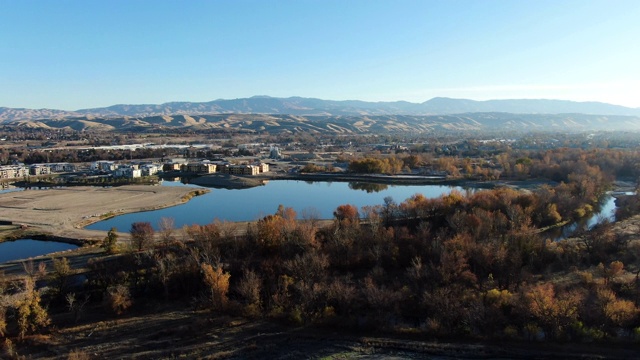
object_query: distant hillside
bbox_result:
[0,107,81,122]
[1,96,639,122]
[7,112,640,133]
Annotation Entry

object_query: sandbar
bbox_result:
[0,185,202,240]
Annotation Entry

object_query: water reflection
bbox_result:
[348,182,388,193]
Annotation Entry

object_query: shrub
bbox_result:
[102,227,119,254]
[105,285,132,315]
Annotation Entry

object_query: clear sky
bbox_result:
[1,0,639,110]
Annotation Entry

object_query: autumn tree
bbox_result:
[105,284,132,315]
[50,257,72,298]
[601,260,624,285]
[102,227,119,254]
[0,274,6,337]
[255,214,286,251]
[16,277,51,338]
[333,204,359,224]
[130,221,154,251]
[201,263,230,310]
[521,283,582,339]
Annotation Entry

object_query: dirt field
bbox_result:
[0,185,200,241]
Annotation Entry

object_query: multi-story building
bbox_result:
[224,164,260,175]
[258,163,269,173]
[114,165,142,178]
[199,163,217,174]
[29,164,51,175]
[0,165,27,179]
[181,162,203,173]
[48,163,75,173]
[141,164,160,176]
[163,162,182,172]
[91,161,116,172]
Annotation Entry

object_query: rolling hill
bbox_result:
[2,97,640,133]
[7,112,640,134]
[2,96,640,123]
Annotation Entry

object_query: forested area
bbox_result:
[2,147,640,353]
[347,147,640,182]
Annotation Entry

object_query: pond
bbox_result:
[0,239,78,264]
[84,179,623,239]
[86,180,467,231]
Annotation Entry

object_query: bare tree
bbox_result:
[130,222,155,251]
[158,217,175,245]
[301,207,321,228]
[66,292,90,323]
[236,270,262,315]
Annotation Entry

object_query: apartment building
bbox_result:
[0,165,27,180]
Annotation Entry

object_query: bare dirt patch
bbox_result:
[0,185,202,241]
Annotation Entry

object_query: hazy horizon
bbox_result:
[2,0,639,109]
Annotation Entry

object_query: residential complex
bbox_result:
[0,165,28,180]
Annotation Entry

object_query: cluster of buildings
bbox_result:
[91,161,160,179]
[0,165,27,180]
[163,159,269,176]
[0,158,270,182]
[0,162,77,179]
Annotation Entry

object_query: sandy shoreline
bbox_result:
[0,185,203,241]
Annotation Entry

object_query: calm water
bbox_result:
[86,180,465,231]
[0,239,78,264]
[0,187,23,194]
[544,195,619,240]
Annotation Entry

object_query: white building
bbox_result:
[91,161,116,172]
[114,166,142,178]
[141,164,159,176]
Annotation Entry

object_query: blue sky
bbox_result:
[1,0,639,110]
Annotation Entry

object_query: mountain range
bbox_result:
[2,96,639,133]
[2,96,640,122]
